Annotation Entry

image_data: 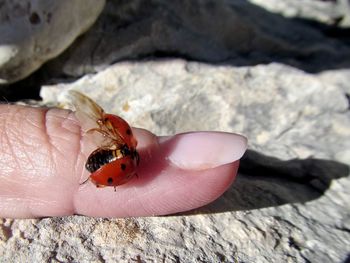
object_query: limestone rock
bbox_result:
[0,0,105,84]
[0,0,349,262]
[34,60,350,262]
[250,0,350,27]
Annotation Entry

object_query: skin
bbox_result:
[0,105,247,218]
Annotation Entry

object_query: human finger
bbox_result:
[0,105,247,218]
[74,130,246,217]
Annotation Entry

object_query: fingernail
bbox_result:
[162,132,247,170]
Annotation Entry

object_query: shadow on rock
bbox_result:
[343,254,350,263]
[190,150,349,214]
[51,0,350,77]
[2,0,350,101]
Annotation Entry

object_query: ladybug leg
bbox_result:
[85,128,125,147]
[114,186,117,192]
[85,127,110,137]
[79,177,90,186]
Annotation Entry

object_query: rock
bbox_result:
[43,0,350,78]
[41,60,350,163]
[35,60,350,262]
[0,0,105,84]
[1,0,349,262]
[250,0,350,27]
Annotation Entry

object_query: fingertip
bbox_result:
[74,127,245,217]
[158,131,247,170]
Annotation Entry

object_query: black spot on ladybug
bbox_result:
[121,163,127,170]
[29,12,41,24]
[126,129,132,135]
[107,177,113,185]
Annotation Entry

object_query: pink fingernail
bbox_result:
[162,132,247,170]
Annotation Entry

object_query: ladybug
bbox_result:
[65,90,140,190]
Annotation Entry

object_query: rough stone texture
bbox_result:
[250,0,350,27]
[35,60,350,262]
[0,0,105,84]
[0,0,350,262]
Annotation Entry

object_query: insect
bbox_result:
[63,90,140,190]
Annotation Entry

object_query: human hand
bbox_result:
[0,105,247,218]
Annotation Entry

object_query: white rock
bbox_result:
[37,60,350,262]
[250,0,350,26]
[1,0,349,261]
[0,0,105,84]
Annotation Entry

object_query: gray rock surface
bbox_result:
[37,60,350,262]
[1,0,350,262]
[0,0,105,84]
[45,0,350,77]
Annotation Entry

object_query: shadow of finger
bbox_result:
[191,150,349,213]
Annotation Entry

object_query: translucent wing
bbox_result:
[59,90,104,124]
[59,90,124,147]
